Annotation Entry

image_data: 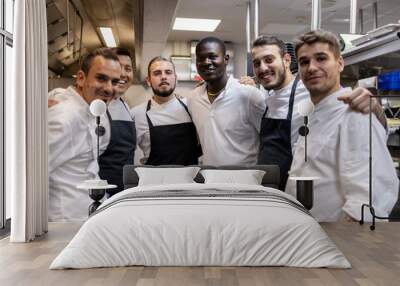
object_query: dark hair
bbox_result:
[252,35,287,57]
[112,47,133,60]
[196,37,226,55]
[295,29,341,58]
[147,56,175,77]
[80,48,119,74]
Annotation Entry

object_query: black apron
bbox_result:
[145,96,200,165]
[258,75,300,190]
[98,98,136,196]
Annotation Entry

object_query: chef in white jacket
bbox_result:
[286,30,398,222]
[49,48,136,197]
[48,48,121,221]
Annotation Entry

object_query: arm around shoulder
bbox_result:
[48,106,74,173]
[246,86,266,131]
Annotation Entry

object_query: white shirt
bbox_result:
[48,87,110,222]
[265,78,310,149]
[187,76,265,166]
[131,96,192,164]
[286,88,398,222]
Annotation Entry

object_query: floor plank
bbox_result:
[0,222,399,286]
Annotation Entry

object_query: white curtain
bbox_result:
[8,0,48,242]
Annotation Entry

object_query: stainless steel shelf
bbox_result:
[342,31,400,81]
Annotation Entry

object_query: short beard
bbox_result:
[262,60,287,91]
[152,86,175,97]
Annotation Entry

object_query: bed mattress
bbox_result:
[50,183,350,269]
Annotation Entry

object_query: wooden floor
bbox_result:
[0,222,399,286]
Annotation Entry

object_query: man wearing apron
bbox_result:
[98,48,136,196]
[248,36,387,190]
[258,75,301,190]
[132,56,200,165]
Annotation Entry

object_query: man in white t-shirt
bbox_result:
[187,37,265,166]
[131,57,200,165]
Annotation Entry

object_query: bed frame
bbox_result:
[123,165,280,189]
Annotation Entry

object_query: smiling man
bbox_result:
[285,30,398,222]
[187,37,266,166]
[48,48,136,197]
[48,48,121,221]
[243,35,387,190]
[97,47,136,197]
[131,56,200,165]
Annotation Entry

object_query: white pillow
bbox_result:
[200,169,266,185]
[135,167,200,186]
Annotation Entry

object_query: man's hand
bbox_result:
[48,98,59,108]
[239,76,257,87]
[337,87,376,114]
[337,87,386,128]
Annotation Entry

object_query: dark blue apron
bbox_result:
[258,75,300,190]
[98,98,136,196]
[145,96,200,165]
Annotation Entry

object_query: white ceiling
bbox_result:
[167,0,400,43]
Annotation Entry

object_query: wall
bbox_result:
[233,43,247,78]
[161,41,248,80]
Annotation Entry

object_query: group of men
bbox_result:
[48,29,398,223]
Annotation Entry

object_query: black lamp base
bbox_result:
[88,189,106,215]
[296,180,314,210]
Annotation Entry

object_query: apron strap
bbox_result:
[119,97,134,121]
[145,100,154,128]
[105,109,112,121]
[261,74,301,121]
[175,95,193,120]
[286,74,300,121]
[262,103,269,120]
[146,96,192,128]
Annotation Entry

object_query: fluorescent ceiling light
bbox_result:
[173,18,221,32]
[331,18,350,23]
[99,27,117,47]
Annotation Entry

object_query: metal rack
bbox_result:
[342,31,400,81]
[359,96,400,230]
[342,30,400,230]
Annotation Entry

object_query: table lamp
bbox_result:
[298,99,314,162]
[89,99,107,161]
[77,99,115,215]
[289,99,317,210]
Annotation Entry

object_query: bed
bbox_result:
[50,165,350,269]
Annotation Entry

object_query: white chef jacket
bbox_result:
[286,87,398,222]
[187,76,265,166]
[265,78,310,149]
[131,96,192,164]
[48,86,110,222]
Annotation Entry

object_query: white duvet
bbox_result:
[50,183,350,269]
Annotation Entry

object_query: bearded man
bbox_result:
[131,57,200,165]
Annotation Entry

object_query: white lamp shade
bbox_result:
[298,99,314,116]
[89,99,107,117]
